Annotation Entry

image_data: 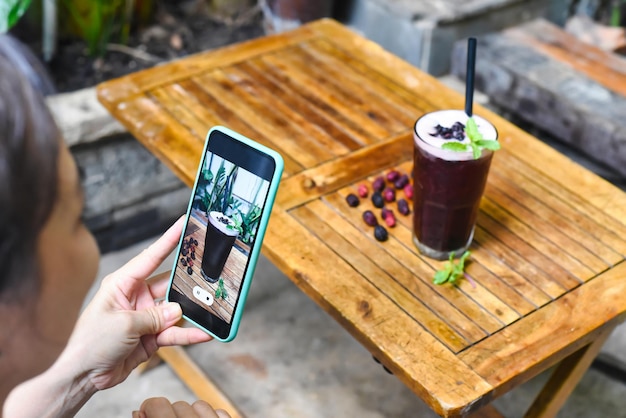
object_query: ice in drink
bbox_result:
[412,110,498,260]
[201,211,239,283]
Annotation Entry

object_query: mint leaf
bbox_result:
[476,140,501,151]
[433,251,472,286]
[471,143,481,160]
[434,268,452,285]
[442,142,469,152]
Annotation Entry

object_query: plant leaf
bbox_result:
[475,140,501,151]
[465,117,483,142]
[471,143,481,160]
[442,142,468,152]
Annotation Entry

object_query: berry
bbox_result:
[362,210,378,227]
[180,258,187,267]
[187,266,193,275]
[346,193,360,207]
[383,187,395,202]
[371,192,384,208]
[386,170,400,182]
[397,199,410,216]
[381,208,392,220]
[181,247,189,256]
[357,184,369,198]
[193,239,198,245]
[188,259,194,268]
[374,225,388,242]
[191,252,196,260]
[372,176,385,192]
[384,214,396,228]
[403,184,413,199]
[394,174,409,189]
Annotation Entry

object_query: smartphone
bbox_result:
[167,126,283,342]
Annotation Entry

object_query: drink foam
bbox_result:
[208,211,239,237]
[414,110,498,161]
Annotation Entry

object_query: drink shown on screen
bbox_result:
[201,211,239,283]
[412,109,498,260]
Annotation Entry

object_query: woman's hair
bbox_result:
[0,35,60,301]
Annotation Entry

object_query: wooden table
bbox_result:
[97,19,626,418]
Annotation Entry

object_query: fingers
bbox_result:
[130,302,183,336]
[116,217,185,284]
[156,325,213,347]
[140,398,225,417]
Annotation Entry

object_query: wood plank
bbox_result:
[97,23,319,104]
[505,19,626,98]
[262,206,493,417]
[277,133,413,210]
[491,151,626,255]
[292,204,472,352]
[330,189,524,328]
[149,87,210,140]
[236,60,369,150]
[175,79,302,176]
[157,346,244,418]
[459,261,626,396]
[260,48,396,140]
[111,96,204,187]
[193,69,331,169]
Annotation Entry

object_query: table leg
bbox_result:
[524,324,616,418]
[467,404,504,417]
[157,346,245,418]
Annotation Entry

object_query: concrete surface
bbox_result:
[75,233,626,418]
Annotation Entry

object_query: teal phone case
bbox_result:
[166,126,284,342]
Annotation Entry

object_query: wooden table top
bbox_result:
[97,19,626,417]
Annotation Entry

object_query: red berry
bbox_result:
[403,184,413,199]
[372,176,385,192]
[386,170,400,182]
[383,187,395,202]
[381,208,392,220]
[384,215,396,228]
[357,184,369,198]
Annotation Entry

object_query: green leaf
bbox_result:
[433,251,472,286]
[471,143,481,160]
[1,0,32,32]
[441,142,468,152]
[215,288,222,299]
[475,140,501,151]
[465,117,483,142]
[433,269,451,285]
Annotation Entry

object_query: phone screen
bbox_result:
[168,129,276,339]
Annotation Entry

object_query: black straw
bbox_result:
[465,37,477,117]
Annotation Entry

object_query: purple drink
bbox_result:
[412,110,498,260]
[201,211,239,283]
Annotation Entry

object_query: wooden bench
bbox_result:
[451,18,626,180]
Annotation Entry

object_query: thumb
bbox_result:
[132,302,182,336]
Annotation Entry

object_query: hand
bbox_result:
[62,217,212,390]
[133,397,231,418]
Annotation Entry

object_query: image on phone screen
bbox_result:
[170,143,272,327]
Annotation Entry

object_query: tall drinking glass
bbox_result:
[412,110,498,260]
[202,211,239,283]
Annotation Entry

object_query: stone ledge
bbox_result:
[46,86,126,147]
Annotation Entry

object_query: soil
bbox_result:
[26,1,266,93]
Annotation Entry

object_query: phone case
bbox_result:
[167,126,284,342]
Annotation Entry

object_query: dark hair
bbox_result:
[0,36,60,300]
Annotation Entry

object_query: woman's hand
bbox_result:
[64,217,212,390]
[133,397,231,418]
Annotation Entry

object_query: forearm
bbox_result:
[3,349,97,418]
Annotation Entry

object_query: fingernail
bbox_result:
[164,302,182,321]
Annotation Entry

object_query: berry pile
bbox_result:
[345,169,413,242]
[431,121,465,141]
[180,237,199,275]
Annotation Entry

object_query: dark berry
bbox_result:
[397,199,410,216]
[362,210,378,227]
[372,176,385,192]
[403,184,413,199]
[191,252,196,260]
[346,193,360,207]
[452,121,465,132]
[394,174,409,189]
[386,170,400,182]
[374,225,388,242]
[187,266,193,275]
[180,258,187,267]
[193,239,198,245]
[371,192,384,208]
[181,247,189,256]
[357,184,369,198]
[383,187,395,202]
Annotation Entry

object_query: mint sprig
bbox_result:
[433,251,471,285]
[441,117,500,159]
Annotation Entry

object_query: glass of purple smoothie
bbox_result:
[201,211,239,283]
[412,109,498,260]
